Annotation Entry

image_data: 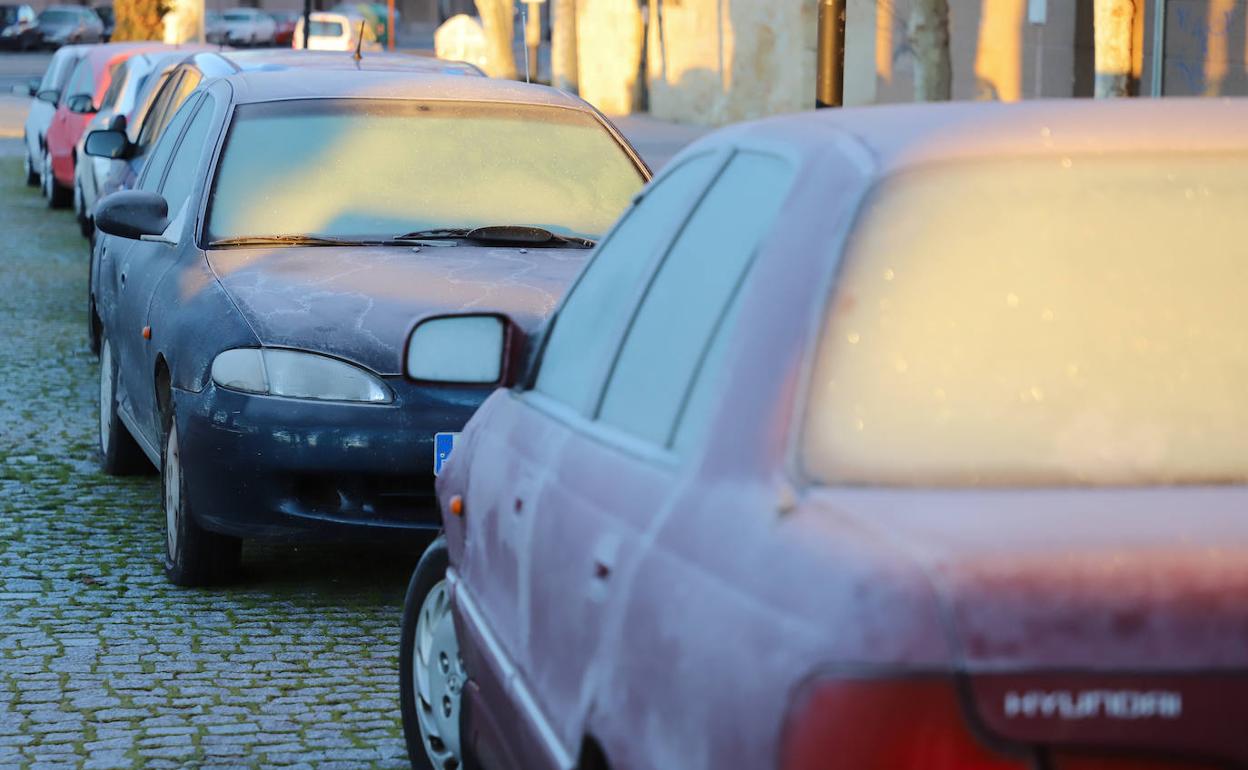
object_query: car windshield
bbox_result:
[223,11,248,21]
[309,19,343,35]
[0,7,19,23]
[207,98,644,243]
[38,9,74,23]
[804,154,1248,488]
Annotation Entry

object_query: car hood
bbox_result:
[207,244,589,375]
[809,486,1248,671]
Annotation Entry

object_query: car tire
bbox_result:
[42,150,71,208]
[400,536,467,770]
[75,178,92,238]
[161,411,242,587]
[22,145,38,186]
[98,336,149,475]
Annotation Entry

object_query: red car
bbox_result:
[270,11,299,46]
[41,41,162,207]
[398,98,1248,769]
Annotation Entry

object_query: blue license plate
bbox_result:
[434,432,459,476]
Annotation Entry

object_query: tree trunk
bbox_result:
[1093,0,1134,97]
[552,0,578,92]
[474,0,517,80]
[909,0,952,101]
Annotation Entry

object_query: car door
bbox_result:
[520,150,795,757]
[111,93,210,451]
[456,151,727,761]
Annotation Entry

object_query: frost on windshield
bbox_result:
[804,155,1248,487]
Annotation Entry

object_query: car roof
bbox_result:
[219,68,588,109]
[177,48,482,79]
[708,98,1248,179]
[82,41,166,68]
[703,97,1248,182]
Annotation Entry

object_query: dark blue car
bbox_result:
[87,69,648,585]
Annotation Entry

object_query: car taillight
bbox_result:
[781,676,1032,770]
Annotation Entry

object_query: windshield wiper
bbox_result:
[394,225,596,249]
[208,235,375,248]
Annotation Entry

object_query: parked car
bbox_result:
[93,4,113,40]
[86,70,647,588]
[0,3,39,50]
[75,46,218,237]
[205,10,228,44]
[329,2,396,47]
[269,10,299,46]
[36,5,104,47]
[399,97,1248,770]
[41,42,162,209]
[84,48,485,354]
[220,7,275,46]
[16,44,87,187]
[292,11,379,52]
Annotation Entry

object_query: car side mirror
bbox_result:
[404,313,522,386]
[10,81,34,97]
[94,190,169,240]
[66,93,95,114]
[35,89,59,104]
[84,129,130,159]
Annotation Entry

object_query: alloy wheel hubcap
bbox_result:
[98,340,112,453]
[414,579,463,769]
[164,424,181,560]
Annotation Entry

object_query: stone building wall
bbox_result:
[643,0,818,125]
[563,0,1248,122]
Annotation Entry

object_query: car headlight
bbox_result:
[211,348,392,403]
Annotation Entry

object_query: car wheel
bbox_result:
[400,536,465,770]
[22,146,38,186]
[161,413,242,587]
[98,336,149,475]
[75,179,92,238]
[42,151,71,208]
[87,280,100,357]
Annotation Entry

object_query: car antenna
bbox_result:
[353,19,365,63]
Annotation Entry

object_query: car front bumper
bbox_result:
[173,378,488,542]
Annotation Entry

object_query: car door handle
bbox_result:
[593,560,610,580]
[119,271,126,287]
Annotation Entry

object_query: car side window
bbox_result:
[533,152,723,415]
[158,95,216,216]
[98,61,126,110]
[136,72,183,151]
[138,70,201,153]
[138,94,203,195]
[597,151,793,446]
[62,57,92,104]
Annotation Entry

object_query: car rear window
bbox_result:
[310,19,344,36]
[38,9,72,22]
[803,154,1248,487]
[206,98,644,243]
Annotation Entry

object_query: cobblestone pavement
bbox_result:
[0,156,422,768]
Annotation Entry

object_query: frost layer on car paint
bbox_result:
[806,154,1248,487]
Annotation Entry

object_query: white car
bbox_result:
[292,11,380,52]
[221,7,275,46]
[15,44,86,187]
[74,49,197,236]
